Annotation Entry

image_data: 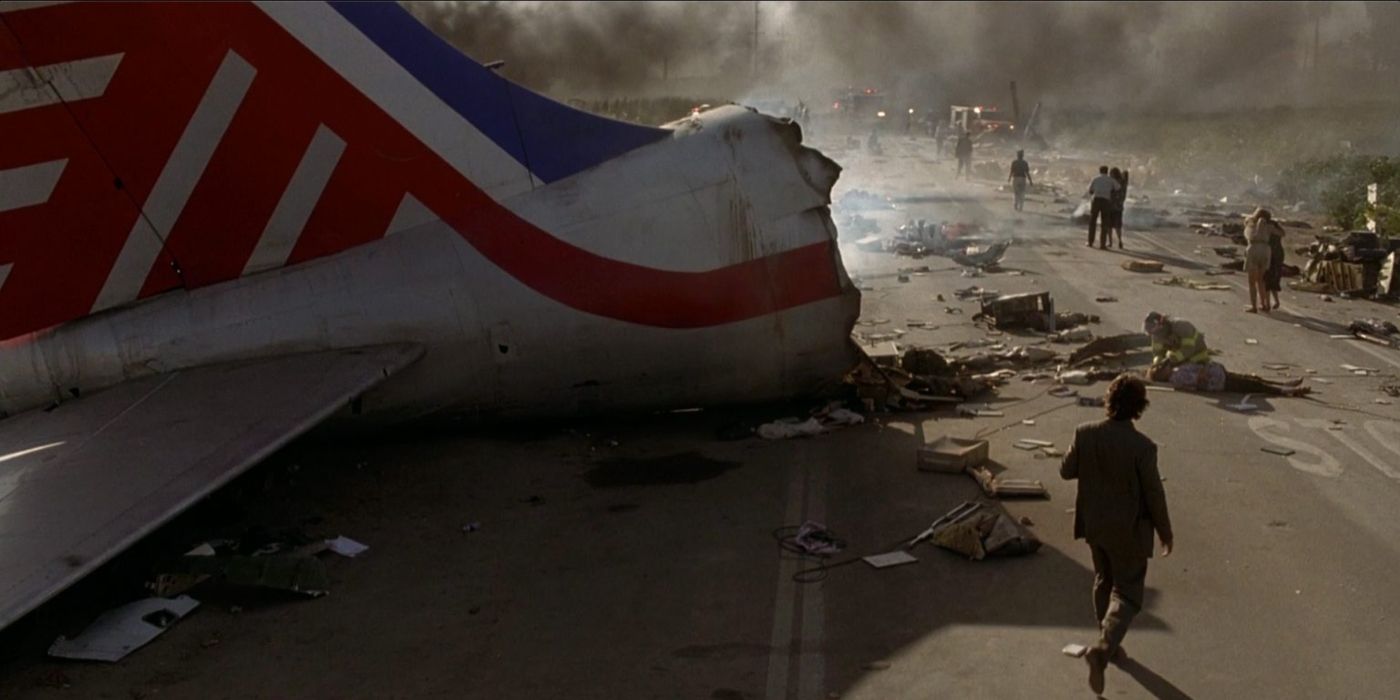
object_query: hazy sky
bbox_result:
[406,1,1399,112]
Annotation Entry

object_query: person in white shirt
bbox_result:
[1086,166,1120,248]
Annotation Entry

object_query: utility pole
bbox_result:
[752,0,759,80]
[1009,80,1021,127]
[1313,16,1320,71]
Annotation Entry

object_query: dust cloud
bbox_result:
[405,1,1400,113]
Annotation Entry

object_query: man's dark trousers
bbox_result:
[1088,197,1111,246]
[1090,543,1148,650]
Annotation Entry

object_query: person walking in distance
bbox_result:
[955,130,973,180]
[1008,150,1032,211]
[1060,374,1173,695]
[1085,166,1120,248]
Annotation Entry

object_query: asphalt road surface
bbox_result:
[2,133,1398,699]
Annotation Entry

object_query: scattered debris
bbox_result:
[837,189,894,212]
[1057,370,1092,385]
[1341,364,1379,375]
[1154,276,1232,291]
[1349,318,1400,348]
[757,417,826,440]
[978,292,1055,331]
[1062,643,1089,659]
[1226,395,1258,412]
[1122,260,1165,273]
[951,240,1012,269]
[862,551,918,569]
[956,404,1005,418]
[1245,338,1259,345]
[954,286,1001,302]
[1292,231,1391,296]
[1068,333,1151,366]
[918,436,990,472]
[1049,327,1093,344]
[927,502,1043,558]
[1095,296,1118,303]
[1261,446,1296,457]
[325,536,369,558]
[793,521,846,555]
[967,465,1049,498]
[909,501,983,548]
[159,554,331,597]
[49,596,200,662]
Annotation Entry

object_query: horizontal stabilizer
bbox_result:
[0,343,423,630]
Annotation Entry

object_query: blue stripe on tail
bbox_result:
[329,1,668,184]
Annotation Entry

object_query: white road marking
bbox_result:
[1297,418,1400,479]
[1364,420,1400,461]
[1248,416,1343,477]
[385,193,438,235]
[92,50,255,312]
[0,53,122,115]
[765,465,805,700]
[243,124,345,274]
[797,461,827,700]
[764,455,831,700]
[0,159,65,213]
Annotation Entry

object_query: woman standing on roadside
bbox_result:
[1265,217,1286,309]
[1243,208,1278,313]
[1109,167,1129,248]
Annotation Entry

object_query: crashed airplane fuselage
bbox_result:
[0,1,856,630]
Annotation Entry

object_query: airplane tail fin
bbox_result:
[0,1,666,341]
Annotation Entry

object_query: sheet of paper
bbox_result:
[863,551,918,569]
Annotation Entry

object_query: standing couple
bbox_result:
[1086,166,1129,249]
[1243,208,1285,313]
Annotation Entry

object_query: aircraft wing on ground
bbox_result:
[0,343,423,630]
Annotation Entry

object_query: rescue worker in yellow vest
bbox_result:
[1143,311,1209,378]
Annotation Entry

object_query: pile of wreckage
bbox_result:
[46,527,370,662]
[854,218,1013,271]
[850,290,1147,413]
[1291,231,1400,299]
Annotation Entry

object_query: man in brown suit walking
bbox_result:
[1060,375,1174,695]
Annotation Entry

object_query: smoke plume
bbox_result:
[405,1,1400,113]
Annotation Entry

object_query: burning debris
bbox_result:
[1291,231,1400,297]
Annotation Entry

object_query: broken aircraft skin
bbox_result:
[0,1,857,630]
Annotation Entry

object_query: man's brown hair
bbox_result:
[1106,374,1149,421]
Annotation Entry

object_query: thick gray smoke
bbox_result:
[405,1,1400,113]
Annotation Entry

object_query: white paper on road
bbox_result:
[326,536,370,558]
[863,551,918,569]
[49,596,200,662]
